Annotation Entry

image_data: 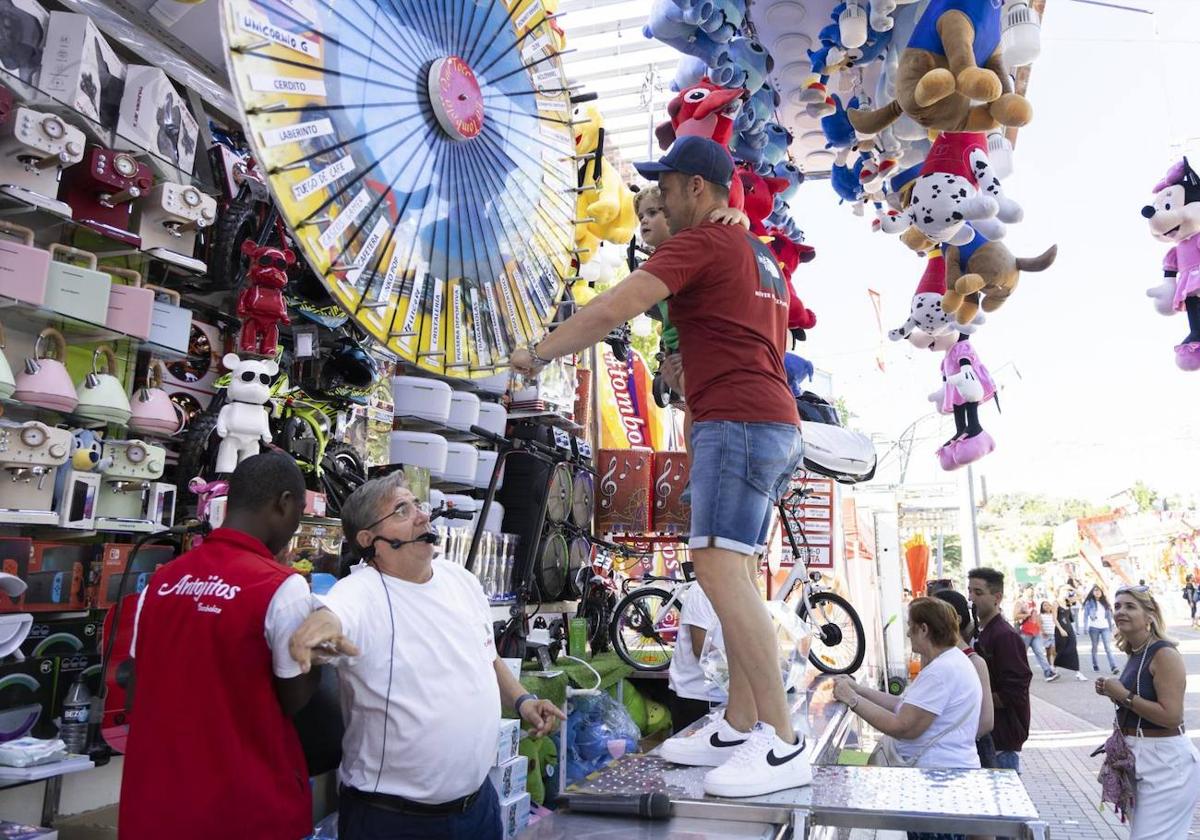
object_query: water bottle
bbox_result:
[60,675,91,755]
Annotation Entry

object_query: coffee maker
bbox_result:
[59,145,153,246]
[0,421,72,526]
[0,107,85,218]
[94,439,175,533]
[132,183,215,273]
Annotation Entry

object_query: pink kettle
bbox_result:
[13,328,78,413]
[130,360,186,437]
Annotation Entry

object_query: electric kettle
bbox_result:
[0,323,15,401]
[13,328,78,412]
[75,345,132,425]
[130,359,186,436]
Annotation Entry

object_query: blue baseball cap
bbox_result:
[634,136,735,188]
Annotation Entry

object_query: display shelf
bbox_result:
[0,192,209,279]
[507,410,583,434]
[392,415,479,443]
[0,297,191,362]
[299,515,342,530]
[430,479,477,494]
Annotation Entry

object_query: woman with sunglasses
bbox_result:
[1094,586,1200,839]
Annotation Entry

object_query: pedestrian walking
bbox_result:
[1094,586,1200,839]
[1054,588,1086,681]
[1183,575,1198,629]
[967,568,1032,773]
[1039,601,1057,665]
[1014,586,1059,681]
[1084,585,1121,675]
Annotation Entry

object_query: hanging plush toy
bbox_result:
[889,247,982,346]
[1142,158,1200,371]
[931,336,996,470]
[940,230,1057,324]
[572,103,638,263]
[848,0,1033,136]
[655,78,745,149]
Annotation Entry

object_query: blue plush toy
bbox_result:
[773,161,805,202]
[785,353,816,396]
[710,35,771,94]
[53,428,113,509]
[731,126,767,164]
[644,0,731,67]
[821,94,860,150]
[670,55,709,91]
[831,153,867,204]
[761,122,792,166]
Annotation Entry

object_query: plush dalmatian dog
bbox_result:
[901,131,1021,246]
[889,248,982,348]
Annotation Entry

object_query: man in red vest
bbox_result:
[120,451,317,839]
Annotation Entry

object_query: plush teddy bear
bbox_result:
[215,354,276,474]
[237,240,294,357]
[573,103,638,263]
[849,0,1033,137]
[931,336,996,470]
[1142,158,1200,371]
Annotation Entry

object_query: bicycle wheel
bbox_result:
[799,592,866,675]
[610,586,681,672]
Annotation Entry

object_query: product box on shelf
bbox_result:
[651,451,690,534]
[593,449,653,534]
[0,0,49,91]
[22,543,91,612]
[488,754,529,802]
[116,65,199,176]
[94,543,174,610]
[148,287,194,355]
[0,658,50,743]
[44,651,100,720]
[303,490,326,518]
[496,717,521,765]
[499,791,531,840]
[20,615,101,658]
[39,12,126,128]
[283,519,343,576]
[0,538,33,612]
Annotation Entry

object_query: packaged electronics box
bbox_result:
[116,65,199,176]
[39,12,125,128]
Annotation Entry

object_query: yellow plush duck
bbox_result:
[573,103,638,264]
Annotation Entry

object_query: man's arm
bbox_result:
[513,270,671,371]
[275,671,322,718]
[288,608,360,674]
[493,658,566,737]
[690,626,707,659]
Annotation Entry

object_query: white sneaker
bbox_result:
[703,722,813,797]
[1074,671,1087,681]
[659,712,750,767]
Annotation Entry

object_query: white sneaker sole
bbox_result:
[703,763,814,797]
[659,739,741,767]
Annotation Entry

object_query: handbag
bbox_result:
[868,693,977,768]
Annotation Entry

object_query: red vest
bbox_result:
[119,529,311,840]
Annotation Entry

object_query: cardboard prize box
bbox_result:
[22,543,92,612]
[39,12,125,128]
[0,658,52,742]
[20,615,101,659]
[116,65,200,176]
[0,538,33,613]
[593,449,652,534]
[651,450,690,534]
[94,543,175,610]
[0,0,50,91]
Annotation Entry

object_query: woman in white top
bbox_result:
[1083,584,1120,675]
[835,597,982,840]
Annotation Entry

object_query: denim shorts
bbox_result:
[687,420,803,555]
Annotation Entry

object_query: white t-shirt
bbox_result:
[132,573,314,679]
[669,584,726,702]
[895,648,982,769]
[1087,603,1111,631]
[320,559,500,803]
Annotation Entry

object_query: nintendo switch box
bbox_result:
[22,543,92,612]
[94,543,175,610]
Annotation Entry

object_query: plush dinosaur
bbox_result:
[572,104,638,263]
[848,0,1032,136]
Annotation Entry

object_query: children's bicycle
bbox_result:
[608,486,866,675]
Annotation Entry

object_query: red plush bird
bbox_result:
[658,80,748,210]
[737,165,790,236]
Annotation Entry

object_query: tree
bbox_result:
[940,535,963,581]
[1027,531,1054,565]
[1131,481,1159,513]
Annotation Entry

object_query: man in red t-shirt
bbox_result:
[120,452,317,839]
[511,136,806,797]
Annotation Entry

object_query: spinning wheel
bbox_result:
[222,0,577,377]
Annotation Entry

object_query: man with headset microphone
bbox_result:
[289,471,565,839]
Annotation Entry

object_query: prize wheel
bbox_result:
[571,468,593,528]
[536,529,569,601]
[545,461,572,524]
[221,0,577,377]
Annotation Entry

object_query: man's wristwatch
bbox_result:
[526,342,551,367]
[514,693,538,717]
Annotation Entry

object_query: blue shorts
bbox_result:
[687,421,803,556]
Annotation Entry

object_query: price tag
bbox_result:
[294,326,318,358]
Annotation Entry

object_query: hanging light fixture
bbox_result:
[1002,0,1042,67]
[987,131,1015,180]
[839,1,869,50]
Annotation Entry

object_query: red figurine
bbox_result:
[237,240,294,356]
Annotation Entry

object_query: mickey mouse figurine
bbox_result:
[237,240,294,357]
[1143,158,1200,371]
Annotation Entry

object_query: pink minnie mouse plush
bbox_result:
[931,335,996,470]
[1143,158,1200,371]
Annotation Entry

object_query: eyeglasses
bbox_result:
[1116,585,1150,595]
[364,500,430,532]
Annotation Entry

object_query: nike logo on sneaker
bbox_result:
[709,732,747,749]
[766,739,807,766]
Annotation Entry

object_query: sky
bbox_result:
[788,0,1200,502]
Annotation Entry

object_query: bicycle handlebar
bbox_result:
[469,424,560,459]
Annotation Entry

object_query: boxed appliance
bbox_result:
[45,651,100,721]
[116,65,200,176]
[488,754,528,802]
[0,658,50,743]
[39,12,126,128]
[147,286,194,354]
[20,615,101,658]
[651,451,691,534]
[94,543,174,609]
[44,245,111,323]
[498,791,531,840]
[0,0,49,90]
[593,449,653,534]
[496,717,521,765]
[0,538,33,612]
[22,543,91,612]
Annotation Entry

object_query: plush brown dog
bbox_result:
[941,236,1057,324]
[849,3,1033,136]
